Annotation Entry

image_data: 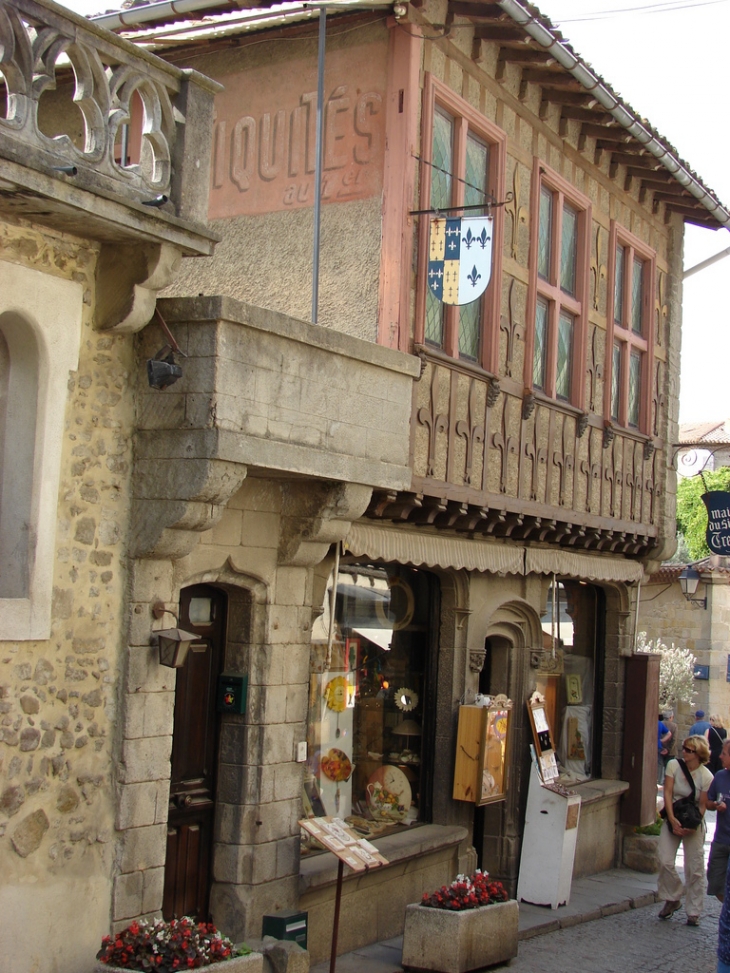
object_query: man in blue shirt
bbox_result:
[707,740,730,901]
[690,710,711,736]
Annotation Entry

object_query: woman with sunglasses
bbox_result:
[657,735,713,925]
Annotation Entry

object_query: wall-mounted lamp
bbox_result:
[147,347,183,390]
[146,308,187,390]
[153,627,198,668]
[678,566,708,609]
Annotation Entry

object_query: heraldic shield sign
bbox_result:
[702,491,730,554]
[428,215,493,306]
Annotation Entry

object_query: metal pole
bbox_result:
[683,245,730,279]
[329,858,344,973]
[312,7,326,324]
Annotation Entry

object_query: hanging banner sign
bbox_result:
[428,216,493,306]
[702,490,730,553]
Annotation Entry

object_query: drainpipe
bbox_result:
[496,0,730,228]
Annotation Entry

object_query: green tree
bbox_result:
[676,467,730,561]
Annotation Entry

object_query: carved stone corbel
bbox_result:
[603,422,615,449]
[486,378,501,409]
[130,457,248,559]
[577,412,590,438]
[278,481,373,567]
[522,391,536,421]
[95,241,183,332]
[468,648,486,673]
[643,440,656,461]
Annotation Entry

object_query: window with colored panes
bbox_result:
[529,174,587,404]
[607,229,653,432]
[418,76,506,371]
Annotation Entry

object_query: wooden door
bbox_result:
[620,652,660,827]
[163,585,226,920]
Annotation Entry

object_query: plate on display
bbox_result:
[366,765,412,822]
[321,748,353,782]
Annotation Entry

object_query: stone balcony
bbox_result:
[132,296,421,560]
[0,0,220,328]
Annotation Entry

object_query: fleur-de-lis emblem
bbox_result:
[463,226,476,249]
[467,266,481,288]
[476,227,490,249]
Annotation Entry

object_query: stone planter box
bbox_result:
[94,953,263,973]
[401,900,519,973]
[622,832,660,874]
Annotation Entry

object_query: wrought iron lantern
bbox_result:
[154,627,198,668]
[678,566,707,609]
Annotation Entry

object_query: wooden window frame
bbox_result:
[604,222,655,434]
[524,161,591,409]
[415,73,506,372]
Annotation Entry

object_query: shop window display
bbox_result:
[302,564,434,851]
[537,581,600,781]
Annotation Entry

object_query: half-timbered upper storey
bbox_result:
[102,0,730,565]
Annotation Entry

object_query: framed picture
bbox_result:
[566,673,583,704]
[527,692,559,782]
[478,705,511,806]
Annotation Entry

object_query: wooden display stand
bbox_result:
[452,699,511,805]
[299,816,388,973]
[517,761,581,909]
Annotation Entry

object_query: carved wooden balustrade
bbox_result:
[0,0,217,225]
[367,350,663,558]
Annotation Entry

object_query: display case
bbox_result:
[301,564,433,852]
[453,696,512,805]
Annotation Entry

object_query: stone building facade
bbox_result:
[0,2,219,971]
[642,559,730,736]
[3,0,730,970]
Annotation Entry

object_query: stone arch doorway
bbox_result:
[472,599,543,887]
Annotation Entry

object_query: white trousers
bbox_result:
[656,819,706,916]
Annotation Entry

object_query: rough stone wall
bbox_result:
[0,218,136,973]
[641,576,730,737]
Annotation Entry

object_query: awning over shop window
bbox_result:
[345,523,645,584]
[344,523,524,575]
[522,548,643,583]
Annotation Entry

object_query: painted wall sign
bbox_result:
[209,41,387,219]
[702,490,730,554]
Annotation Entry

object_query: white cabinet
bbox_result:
[517,762,581,909]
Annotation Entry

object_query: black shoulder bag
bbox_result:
[660,760,703,830]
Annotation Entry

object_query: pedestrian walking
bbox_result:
[708,715,728,775]
[657,734,713,925]
[708,740,730,902]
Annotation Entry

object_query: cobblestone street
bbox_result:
[502,895,722,973]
